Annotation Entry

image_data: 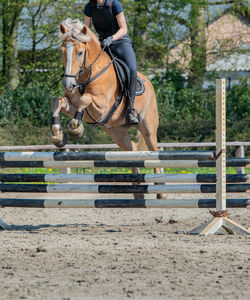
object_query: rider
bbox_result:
[84,0,139,125]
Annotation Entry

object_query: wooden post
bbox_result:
[188,79,250,235]
[216,78,226,212]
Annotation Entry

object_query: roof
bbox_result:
[206,53,250,72]
[169,14,250,72]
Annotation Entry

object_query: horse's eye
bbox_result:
[78,51,83,56]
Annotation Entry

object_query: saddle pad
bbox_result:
[112,57,145,96]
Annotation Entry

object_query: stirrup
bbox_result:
[126,109,141,125]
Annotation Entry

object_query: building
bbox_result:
[169,11,250,87]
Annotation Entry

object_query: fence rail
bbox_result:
[0,142,248,174]
[0,142,249,151]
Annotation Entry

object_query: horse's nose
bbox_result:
[65,85,75,92]
[71,83,77,90]
[66,83,77,92]
[63,77,77,92]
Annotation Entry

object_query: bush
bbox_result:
[227,78,250,121]
[14,84,54,126]
[0,91,12,122]
[158,119,215,143]
[152,70,215,122]
[152,72,249,144]
[0,72,248,146]
[0,122,51,146]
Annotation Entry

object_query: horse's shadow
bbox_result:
[1,222,135,232]
[1,223,91,232]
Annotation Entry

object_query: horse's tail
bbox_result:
[137,131,148,151]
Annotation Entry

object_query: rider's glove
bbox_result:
[101,36,113,47]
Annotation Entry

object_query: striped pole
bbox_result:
[0,183,249,193]
[0,198,249,208]
[0,158,249,169]
[0,173,249,183]
[0,151,215,161]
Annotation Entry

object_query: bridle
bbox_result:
[63,41,87,79]
[63,41,113,93]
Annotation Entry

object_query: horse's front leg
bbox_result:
[68,94,93,139]
[51,96,75,148]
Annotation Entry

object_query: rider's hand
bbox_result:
[101,36,113,47]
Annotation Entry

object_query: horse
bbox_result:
[51,19,164,199]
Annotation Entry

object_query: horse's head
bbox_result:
[59,19,91,92]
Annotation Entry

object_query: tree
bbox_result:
[0,0,85,89]
[188,0,207,88]
[1,0,28,89]
[121,0,188,70]
[173,0,246,88]
[19,0,83,64]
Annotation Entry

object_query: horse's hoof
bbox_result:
[155,182,167,199]
[51,131,67,148]
[68,123,84,140]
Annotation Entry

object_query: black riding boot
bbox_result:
[127,78,140,125]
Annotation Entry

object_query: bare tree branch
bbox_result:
[175,16,191,29]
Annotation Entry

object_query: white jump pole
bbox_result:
[189,79,250,235]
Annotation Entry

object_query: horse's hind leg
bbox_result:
[51,96,75,148]
[103,126,137,151]
[103,126,144,200]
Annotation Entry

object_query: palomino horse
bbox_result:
[51,19,164,198]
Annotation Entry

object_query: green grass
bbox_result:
[1,167,248,185]
[1,167,249,175]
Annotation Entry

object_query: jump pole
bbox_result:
[188,79,250,235]
[0,198,249,208]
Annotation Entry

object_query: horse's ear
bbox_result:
[81,25,88,35]
[60,24,67,34]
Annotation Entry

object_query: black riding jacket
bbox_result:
[91,0,120,40]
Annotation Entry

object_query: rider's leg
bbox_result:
[110,39,139,124]
[127,70,139,124]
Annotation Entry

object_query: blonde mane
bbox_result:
[59,18,91,42]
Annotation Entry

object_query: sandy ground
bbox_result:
[0,193,249,300]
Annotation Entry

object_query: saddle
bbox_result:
[111,56,146,97]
